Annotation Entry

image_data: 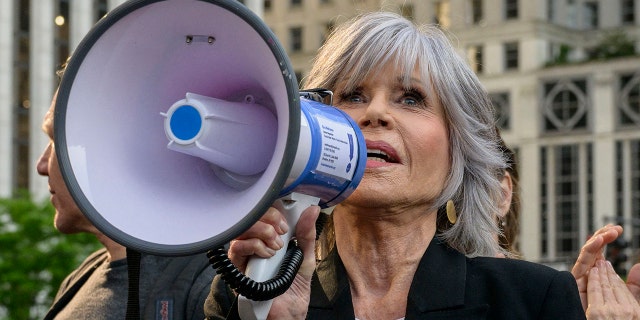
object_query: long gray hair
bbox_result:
[305,11,508,258]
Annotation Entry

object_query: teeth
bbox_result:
[367,149,389,157]
[367,149,390,162]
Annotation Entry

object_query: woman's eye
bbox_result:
[402,96,418,105]
[350,95,363,103]
[400,90,425,107]
[339,92,364,103]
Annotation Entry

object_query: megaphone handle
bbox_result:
[238,193,320,320]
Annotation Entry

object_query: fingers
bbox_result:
[586,260,640,320]
[573,234,605,278]
[604,260,640,318]
[261,206,320,320]
[225,205,321,276]
[601,261,625,305]
[587,262,604,307]
[294,205,320,280]
[228,207,288,269]
[236,207,288,250]
[627,263,640,303]
[575,225,624,313]
[572,225,623,280]
[574,234,604,311]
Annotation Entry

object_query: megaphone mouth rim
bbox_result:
[54,0,302,256]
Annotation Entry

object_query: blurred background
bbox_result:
[1,0,640,318]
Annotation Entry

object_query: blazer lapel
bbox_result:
[406,239,488,319]
[308,248,355,319]
[407,239,466,312]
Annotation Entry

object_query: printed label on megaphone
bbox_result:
[280,98,365,206]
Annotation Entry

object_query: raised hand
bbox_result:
[627,263,640,304]
[586,260,640,319]
[227,205,320,320]
[572,224,623,310]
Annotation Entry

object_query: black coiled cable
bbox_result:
[207,240,303,301]
[207,212,328,301]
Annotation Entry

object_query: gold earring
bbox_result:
[446,200,457,224]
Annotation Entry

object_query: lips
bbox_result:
[365,140,400,164]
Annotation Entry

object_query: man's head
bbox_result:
[36,90,99,235]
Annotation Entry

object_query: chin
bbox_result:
[344,185,391,208]
[53,214,86,235]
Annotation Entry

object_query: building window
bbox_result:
[434,1,451,28]
[504,42,519,71]
[616,140,640,259]
[94,0,108,21]
[265,0,272,11]
[619,72,640,127]
[321,21,335,46]
[541,147,549,256]
[505,0,518,19]
[540,143,593,262]
[467,45,483,74]
[472,0,483,24]
[587,143,594,234]
[556,145,581,258]
[55,0,70,68]
[632,141,640,252]
[616,141,624,220]
[14,0,30,190]
[542,79,589,133]
[490,92,511,130]
[584,2,598,29]
[622,0,635,25]
[289,26,303,52]
[290,0,302,7]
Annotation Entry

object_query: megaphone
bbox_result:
[54,0,365,319]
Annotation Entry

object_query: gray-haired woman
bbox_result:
[205,11,585,320]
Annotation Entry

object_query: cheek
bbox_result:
[50,157,64,183]
[411,124,450,178]
[339,108,362,123]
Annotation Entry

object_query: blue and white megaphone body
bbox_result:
[54,1,365,319]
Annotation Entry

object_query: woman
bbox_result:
[495,135,520,258]
[205,11,585,319]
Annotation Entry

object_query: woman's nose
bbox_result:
[358,95,392,128]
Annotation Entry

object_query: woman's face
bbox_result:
[334,63,450,211]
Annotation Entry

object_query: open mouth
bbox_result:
[367,149,399,163]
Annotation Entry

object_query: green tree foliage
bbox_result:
[0,191,101,319]
[545,44,572,67]
[589,29,637,60]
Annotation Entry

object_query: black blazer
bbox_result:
[205,239,586,319]
[308,239,586,319]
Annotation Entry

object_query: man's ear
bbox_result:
[498,171,513,218]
